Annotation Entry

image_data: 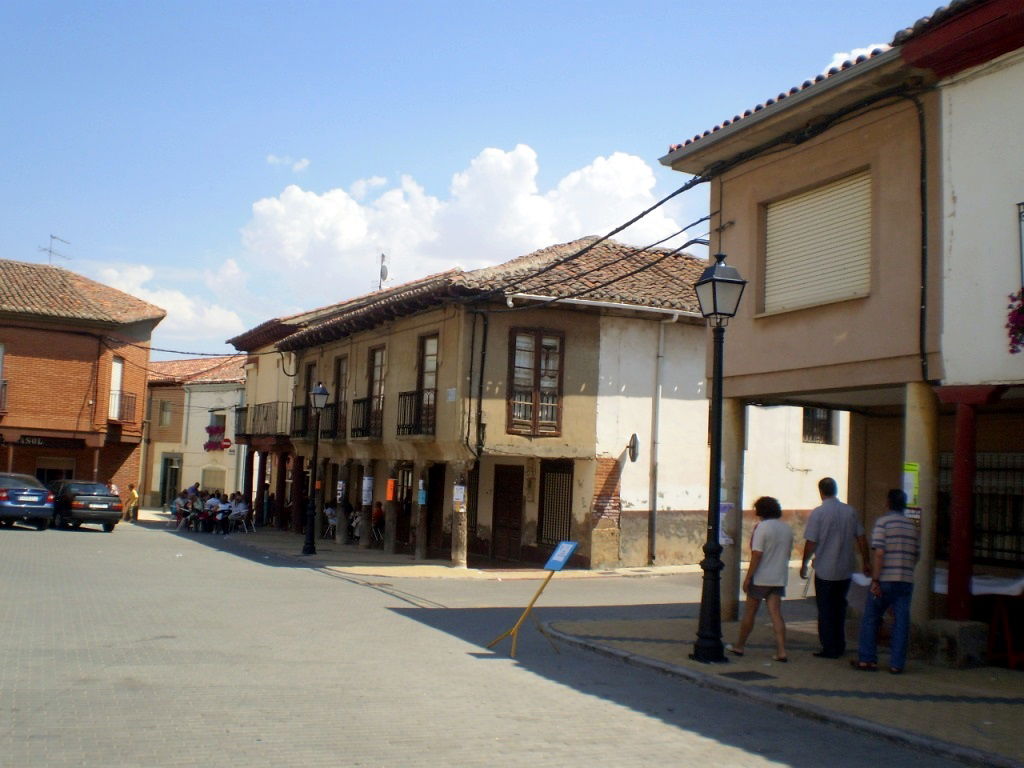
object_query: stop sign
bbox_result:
[221,438,232,449]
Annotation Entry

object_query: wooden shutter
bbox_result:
[764,171,871,313]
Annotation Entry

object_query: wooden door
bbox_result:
[426,463,447,551]
[492,464,524,560]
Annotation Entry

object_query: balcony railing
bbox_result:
[234,406,249,436]
[350,395,384,439]
[0,380,6,413]
[397,388,436,436]
[291,404,309,438]
[108,390,137,422]
[247,401,291,436]
[321,402,346,439]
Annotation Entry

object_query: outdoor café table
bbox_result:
[933,568,1024,668]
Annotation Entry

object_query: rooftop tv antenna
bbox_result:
[39,234,71,264]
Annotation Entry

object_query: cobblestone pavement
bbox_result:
[0,517,971,768]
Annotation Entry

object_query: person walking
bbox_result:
[852,489,919,673]
[800,477,871,658]
[727,496,794,662]
[124,483,139,522]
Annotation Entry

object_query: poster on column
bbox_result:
[361,476,374,506]
[336,480,346,503]
[902,462,921,521]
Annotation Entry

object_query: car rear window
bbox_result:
[0,474,46,489]
[68,483,111,495]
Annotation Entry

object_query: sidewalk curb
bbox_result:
[544,623,1021,768]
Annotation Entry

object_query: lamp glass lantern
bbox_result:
[694,253,746,322]
[310,383,329,411]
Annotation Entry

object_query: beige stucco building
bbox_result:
[659,0,1023,654]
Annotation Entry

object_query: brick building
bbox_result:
[0,259,165,495]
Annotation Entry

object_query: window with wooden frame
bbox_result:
[507,329,564,436]
[158,400,173,427]
[333,356,348,406]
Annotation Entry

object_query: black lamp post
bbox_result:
[692,253,746,663]
[301,382,329,556]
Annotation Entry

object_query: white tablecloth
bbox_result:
[933,568,1024,597]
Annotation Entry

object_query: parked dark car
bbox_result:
[48,480,123,532]
[0,472,54,530]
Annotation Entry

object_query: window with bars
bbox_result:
[938,452,1024,567]
[507,329,563,436]
[538,459,573,545]
[802,407,836,444]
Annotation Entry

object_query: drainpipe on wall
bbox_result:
[649,313,680,565]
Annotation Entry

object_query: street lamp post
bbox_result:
[692,253,746,663]
[301,383,329,556]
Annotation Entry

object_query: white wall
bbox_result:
[743,406,850,511]
[596,315,850,514]
[940,48,1024,385]
[181,382,245,494]
[595,316,711,512]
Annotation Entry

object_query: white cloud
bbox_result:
[240,144,690,308]
[824,44,890,73]
[266,154,311,173]
[96,263,246,350]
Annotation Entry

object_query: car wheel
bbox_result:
[53,512,65,530]
[71,521,82,529]
[0,519,11,528]
[102,522,116,533]
[35,518,49,531]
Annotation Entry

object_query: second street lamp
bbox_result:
[692,253,746,663]
[301,383,330,556]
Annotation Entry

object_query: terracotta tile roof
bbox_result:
[277,238,704,351]
[454,236,704,311]
[892,0,989,44]
[664,46,893,156]
[0,259,166,326]
[664,1,1002,158]
[148,356,245,385]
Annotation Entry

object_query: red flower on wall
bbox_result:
[1008,289,1024,354]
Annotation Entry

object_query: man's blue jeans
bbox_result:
[857,581,914,670]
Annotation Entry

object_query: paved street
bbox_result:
[0,520,966,768]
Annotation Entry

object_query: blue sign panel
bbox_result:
[544,541,578,571]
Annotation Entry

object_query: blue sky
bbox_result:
[1,1,940,357]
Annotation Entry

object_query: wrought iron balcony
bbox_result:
[247,401,291,436]
[350,395,384,439]
[291,404,310,438]
[108,390,137,422]
[397,388,436,436]
[321,402,346,439]
[234,405,249,436]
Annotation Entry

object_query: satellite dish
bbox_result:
[378,253,389,289]
[628,433,639,463]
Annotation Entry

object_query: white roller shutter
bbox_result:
[764,171,872,313]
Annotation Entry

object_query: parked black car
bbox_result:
[0,472,54,530]
[48,480,123,532]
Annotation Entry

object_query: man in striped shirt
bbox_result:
[852,489,920,673]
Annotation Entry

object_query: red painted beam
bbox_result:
[901,0,1024,78]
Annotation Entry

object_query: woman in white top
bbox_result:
[728,496,794,662]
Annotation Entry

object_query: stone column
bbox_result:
[274,452,287,529]
[720,397,746,622]
[254,451,268,526]
[905,381,938,627]
[384,461,399,554]
[451,461,470,568]
[291,454,305,534]
[242,446,255,510]
[359,459,375,549]
[414,462,430,561]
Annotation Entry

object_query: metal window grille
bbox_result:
[938,452,1024,566]
[802,407,835,444]
[538,460,573,545]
